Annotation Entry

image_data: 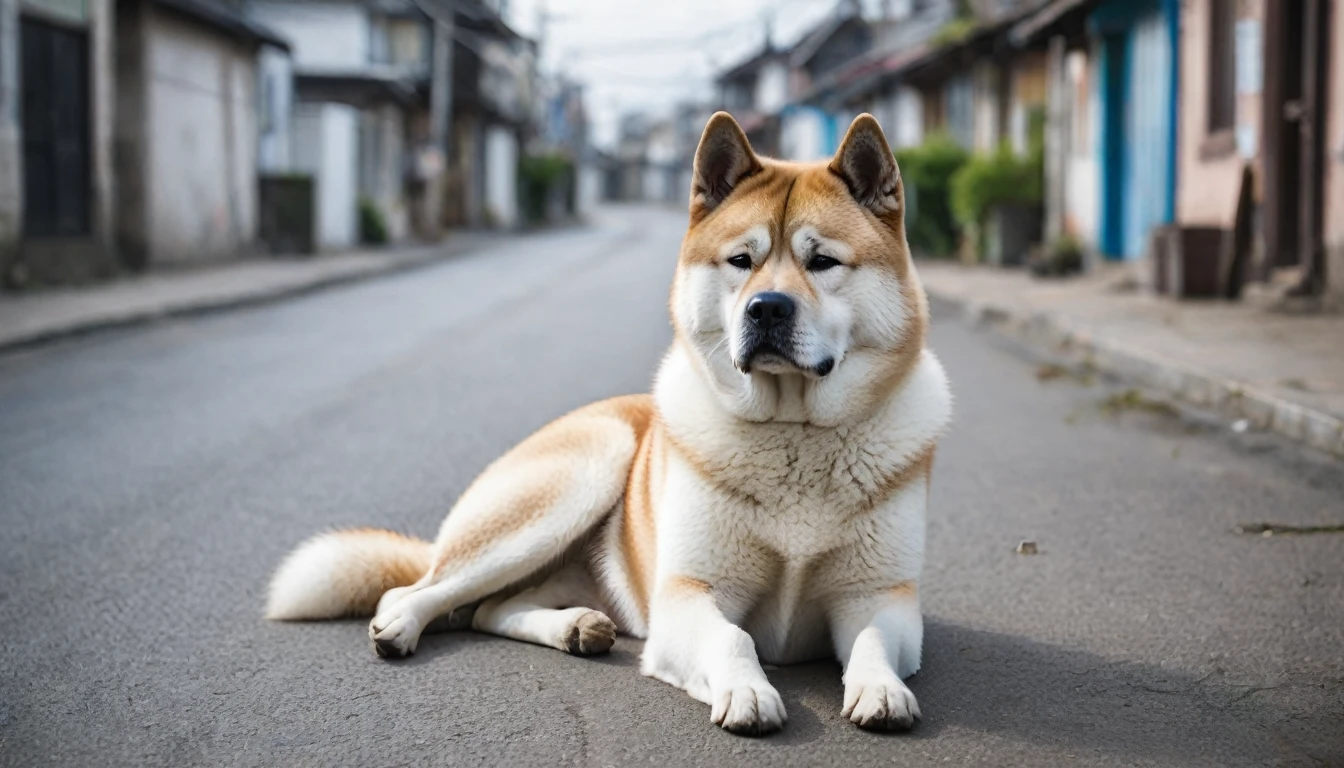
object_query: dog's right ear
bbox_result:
[690,112,761,221]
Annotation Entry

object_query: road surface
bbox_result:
[2,206,1341,766]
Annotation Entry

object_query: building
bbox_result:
[115,0,292,267]
[1087,0,1179,262]
[821,0,958,151]
[246,0,438,248]
[1176,0,1343,301]
[443,0,535,231]
[0,0,291,284]
[780,4,874,161]
[1011,0,1100,252]
[715,42,790,156]
[533,74,591,218]
[1,0,117,284]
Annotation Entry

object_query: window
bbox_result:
[1207,0,1236,133]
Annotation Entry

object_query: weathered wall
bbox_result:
[1053,45,1098,248]
[780,107,831,161]
[0,0,19,252]
[257,44,294,173]
[1009,50,1047,153]
[484,124,518,229]
[358,103,408,241]
[1176,0,1265,227]
[293,102,358,249]
[4,0,117,284]
[755,60,789,116]
[114,0,149,267]
[1326,0,1344,298]
[142,4,258,264]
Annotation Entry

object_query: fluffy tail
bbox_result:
[265,528,431,620]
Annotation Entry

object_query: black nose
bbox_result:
[746,292,795,330]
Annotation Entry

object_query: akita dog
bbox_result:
[267,112,952,735]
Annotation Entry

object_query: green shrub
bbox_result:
[949,108,1046,242]
[358,197,388,245]
[949,141,1043,228]
[895,133,970,257]
[519,152,574,225]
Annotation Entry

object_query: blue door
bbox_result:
[1122,10,1174,259]
[1094,0,1176,260]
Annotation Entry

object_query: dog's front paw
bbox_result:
[563,610,617,656]
[711,682,787,736]
[842,676,920,732]
[369,610,421,658]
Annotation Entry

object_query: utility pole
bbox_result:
[430,0,454,160]
[411,0,454,237]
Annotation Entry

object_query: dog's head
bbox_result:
[670,112,927,426]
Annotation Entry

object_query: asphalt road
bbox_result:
[2,206,1342,767]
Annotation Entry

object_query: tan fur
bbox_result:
[860,444,936,514]
[619,403,661,617]
[665,575,713,596]
[885,581,917,599]
[265,528,431,619]
[429,398,645,577]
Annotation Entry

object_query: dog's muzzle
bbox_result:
[735,292,834,377]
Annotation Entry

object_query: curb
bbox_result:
[0,246,460,355]
[933,291,1344,459]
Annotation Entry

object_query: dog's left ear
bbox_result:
[829,114,902,220]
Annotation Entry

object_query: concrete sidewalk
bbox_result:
[918,261,1344,458]
[0,238,488,352]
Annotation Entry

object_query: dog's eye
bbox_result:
[807,255,842,272]
[726,254,752,269]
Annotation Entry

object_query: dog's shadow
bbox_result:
[765,618,1337,762]
[392,617,1339,762]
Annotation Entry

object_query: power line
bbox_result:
[560,13,763,56]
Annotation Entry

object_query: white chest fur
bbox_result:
[650,344,952,663]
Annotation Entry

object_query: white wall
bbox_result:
[358,104,408,240]
[248,2,367,70]
[484,125,518,228]
[892,85,924,148]
[755,60,790,115]
[144,6,258,263]
[1064,48,1099,248]
[257,44,293,172]
[293,102,358,249]
[781,108,830,162]
[577,163,600,216]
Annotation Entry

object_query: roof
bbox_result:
[151,0,290,51]
[805,0,1051,105]
[716,45,786,84]
[294,70,421,106]
[789,10,863,69]
[414,0,528,43]
[1009,0,1099,45]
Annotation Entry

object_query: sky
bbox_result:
[504,0,841,147]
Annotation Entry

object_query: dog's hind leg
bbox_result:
[471,563,617,655]
[368,396,651,657]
